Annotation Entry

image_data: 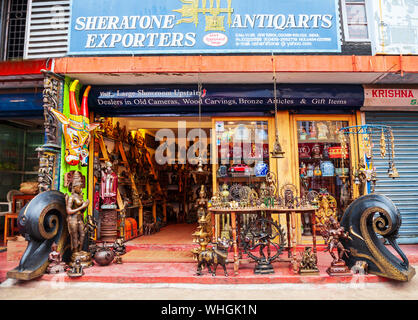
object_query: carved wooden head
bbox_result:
[50,80,99,166]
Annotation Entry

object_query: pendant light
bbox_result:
[270,54,285,159]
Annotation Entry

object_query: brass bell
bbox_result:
[388,164,399,179]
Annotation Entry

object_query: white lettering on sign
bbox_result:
[230,14,333,30]
[84,32,196,48]
[75,15,176,31]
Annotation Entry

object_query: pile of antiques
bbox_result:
[63,169,128,277]
[206,172,320,275]
[6,75,415,284]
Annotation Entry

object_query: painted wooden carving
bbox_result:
[341,194,415,281]
[49,80,99,166]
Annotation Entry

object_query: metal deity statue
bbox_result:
[49,80,100,166]
[65,171,93,268]
[65,171,89,252]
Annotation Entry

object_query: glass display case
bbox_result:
[213,119,270,193]
[297,120,351,217]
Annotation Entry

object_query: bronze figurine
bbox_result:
[65,171,93,268]
[196,237,231,277]
[318,217,352,276]
[46,242,68,274]
[67,258,84,278]
[242,218,286,274]
[299,247,319,275]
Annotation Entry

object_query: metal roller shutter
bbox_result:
[366,112,418,244]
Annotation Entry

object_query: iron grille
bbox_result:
[5,0,27,60]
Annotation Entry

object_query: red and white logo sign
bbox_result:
[203,33,228,47]
[363,87,418,110]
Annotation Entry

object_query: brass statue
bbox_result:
[46,242,68,274]
[192,186,212,260]
[196,237,231,277]
[67,258,84,278]
[315,192,337,226]
[299,247,319,275]
[65,171,89,252]
[113,238,126,264]
[65,171,93,268]
[318,217,352,276]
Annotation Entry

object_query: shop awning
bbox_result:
[87,84,364,116]
[0,92,44,118]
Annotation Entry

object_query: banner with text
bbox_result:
[87,84,363,116]
[69,0,341,55]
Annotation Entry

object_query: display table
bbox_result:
[208,206,317,275]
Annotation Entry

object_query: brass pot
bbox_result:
[93,248,115,266]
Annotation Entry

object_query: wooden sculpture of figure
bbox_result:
[319,217,352,276]
[100,161,118,209]
[65,171,89,253]
[46,242,68,274]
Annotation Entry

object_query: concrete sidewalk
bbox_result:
[1,270,417,300]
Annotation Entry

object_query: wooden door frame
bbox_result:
[290,113,359,244]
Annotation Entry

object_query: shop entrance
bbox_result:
[94,116,212,244]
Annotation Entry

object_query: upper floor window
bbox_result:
[343,0,370,41]
[3,0,27,60]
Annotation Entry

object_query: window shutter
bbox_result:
[24,0,70,59]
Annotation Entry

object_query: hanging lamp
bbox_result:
[270,54,285,158]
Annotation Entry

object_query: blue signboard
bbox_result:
[87,84,364,116]
[69,0,341,55]
[0,93,43,118]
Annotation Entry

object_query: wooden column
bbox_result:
[290,211,298,273]
[230,211,239,275]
